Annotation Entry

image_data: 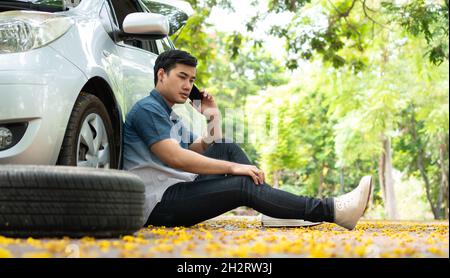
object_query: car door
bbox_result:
[98,0,126,111]
[107,0,160,115]
[108,0,193,114]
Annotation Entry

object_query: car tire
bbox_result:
[0,165,146,238]
[57,92,118,169]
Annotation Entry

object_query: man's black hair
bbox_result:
[154,49,197,86]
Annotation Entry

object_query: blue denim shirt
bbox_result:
[123,89,199,220]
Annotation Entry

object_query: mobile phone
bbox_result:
[189,84,203,101]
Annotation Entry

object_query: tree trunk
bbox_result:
[417,146,438,218]
[445,135,449,219]
[378,136,398,219]
[410,110,439,219]
[272,169,281,189]
[378,154,386,208]
[318,165,324,197]
[339,167,345,194]
[377,44,398,219]
[438,133,449,219]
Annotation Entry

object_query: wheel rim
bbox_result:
[76,113,110,168]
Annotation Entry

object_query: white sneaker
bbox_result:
[333,176,373,230]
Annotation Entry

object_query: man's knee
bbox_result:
[219,139,241,151]
[211,137,235,146]
[214,137,234,143]
[227,175,258,192]
[228,141,241,150]
[209,138,239,151]
[227,175,271,206]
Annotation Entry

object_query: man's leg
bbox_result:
[146,175,334,227]
[202,139,252,164]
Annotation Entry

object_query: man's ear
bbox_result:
[157,68,165,84]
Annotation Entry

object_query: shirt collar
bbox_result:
[150,89,180,122]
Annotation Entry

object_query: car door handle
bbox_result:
[102,50,111,57]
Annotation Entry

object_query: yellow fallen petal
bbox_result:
[0,247,13,258]
[22,252,53,258]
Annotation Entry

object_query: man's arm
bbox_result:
[150,138,265,184]
[152,138,233,174]
[173,89,264,184]
[188,136,209,154]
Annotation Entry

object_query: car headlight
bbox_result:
[0,11,73,54]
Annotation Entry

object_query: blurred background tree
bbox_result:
[158,0,448,219]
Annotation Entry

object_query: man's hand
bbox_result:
[190,89,220,117]
[190,89,223,146]
[229,163,266,185]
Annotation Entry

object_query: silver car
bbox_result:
[0,0,192,168]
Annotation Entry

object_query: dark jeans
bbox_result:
[146,140,335,227]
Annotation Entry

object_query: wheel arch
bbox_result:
[80,77,123,169]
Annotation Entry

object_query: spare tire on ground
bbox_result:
[0,165,146,238]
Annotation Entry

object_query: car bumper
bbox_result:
[0,46,87,165]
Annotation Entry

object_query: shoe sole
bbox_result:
[362,176,373,215]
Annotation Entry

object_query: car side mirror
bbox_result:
[122,12,169,38]
[141,0,194,36]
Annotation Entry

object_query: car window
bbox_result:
[147,40,159,54]
[156,37,173,53]
[141,0,190,36]
[109,0,158,54]
[123,39,157,53]
[110,0,141,29]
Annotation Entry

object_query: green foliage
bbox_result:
[280,183,316,197]
[170,9,214,87]
[210,38,289,108]
[170,0,448,219]
[242,0,449,69]
[243,16,447,216]
[267,0,311,12]
[169,0,235,87]
[382,0,449,65]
